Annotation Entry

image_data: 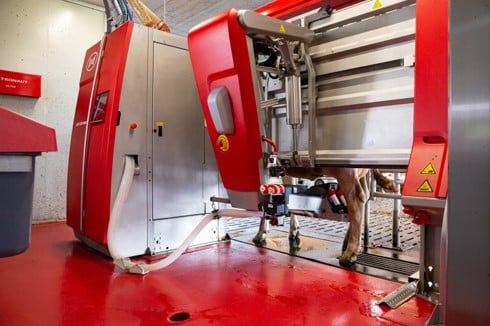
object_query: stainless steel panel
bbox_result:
[309,19,415,60]
[314,43,414,76]
[273,103,412,166]
[288,194,323,212]
[152,39,208,219]
[110,25,221,257]
[111,24,151,257]
[267,3,415,167]
[309,0,414,33]
[444,0,490,324]
[316,67,413,110]
[152,215,223,254]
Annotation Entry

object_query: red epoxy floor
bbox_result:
[0,222,434,325]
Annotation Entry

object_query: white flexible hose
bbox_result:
[115,208,260,274]
[107,155,261,274]
[107,155,136,259]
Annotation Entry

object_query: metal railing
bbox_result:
[364,169,406,249]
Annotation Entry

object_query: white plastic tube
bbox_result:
[106,155,262,274]
[107,155,136,260]
[114,208,261,274]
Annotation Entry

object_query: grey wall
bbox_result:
[0,0,105,221]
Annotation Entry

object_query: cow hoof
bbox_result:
[289,236,301,250]
[288,231,300,241]
[339,254,357,268]
[253,235,266,246]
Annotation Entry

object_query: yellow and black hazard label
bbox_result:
[420,162,437,175]
[417,179,433,192]
[279,24,286,33]
[373,0,383,9]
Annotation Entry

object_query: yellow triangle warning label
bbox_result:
[279,24,286,33]
[417,180,433,192]
[373,0,382,9]
[420,162,437,175]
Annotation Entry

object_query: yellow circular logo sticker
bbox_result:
[216,134,229,152]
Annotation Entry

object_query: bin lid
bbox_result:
[0,105,57,153]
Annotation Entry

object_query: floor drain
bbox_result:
[168,311,190,323]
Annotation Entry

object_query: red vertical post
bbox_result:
[402,0,448,200]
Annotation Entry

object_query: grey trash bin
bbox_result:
[0,105,57,257]
[0,155,37,256]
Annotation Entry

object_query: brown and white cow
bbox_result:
[253,168,398,267]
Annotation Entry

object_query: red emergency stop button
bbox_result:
[129,122,137,130]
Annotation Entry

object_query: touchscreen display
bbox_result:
[91,92,108,123]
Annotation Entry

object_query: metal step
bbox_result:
[356,252,419,276]
[377,280,419,308]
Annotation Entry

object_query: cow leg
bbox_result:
[358,171,370,255]
[342,226,350,252]
[288,214,301,251]
[334,169,369,267]
[253,214,269,246]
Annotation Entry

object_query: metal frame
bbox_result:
[267,1,416,167]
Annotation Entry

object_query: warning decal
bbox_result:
[279,24,286,33]
[417,180,433,192]
[373,0,382,9]
[420,162,437,175]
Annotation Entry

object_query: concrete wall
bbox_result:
[0,0,105,221]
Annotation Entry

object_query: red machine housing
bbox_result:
[255,0,359,19]
[188,9,264,209]
[191,0,448,220]
[66,22,133,244]
[188,0,333,210]
[402,0,448,220]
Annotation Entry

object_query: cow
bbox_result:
[253,168,398,267]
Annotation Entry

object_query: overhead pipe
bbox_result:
[102,0,124,33]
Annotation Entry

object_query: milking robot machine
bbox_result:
[65,5,231,273]
[66,0,472,323]
[188,0,452,322]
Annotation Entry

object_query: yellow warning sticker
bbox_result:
[372,0,382,9]
[156,121,164,127]
[279,24,286,33]
[417,180,433,192]
[420,162,437,175]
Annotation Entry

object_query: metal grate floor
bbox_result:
[225,208,421,282]
[356,253,419,276]
[226,212,420,252]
